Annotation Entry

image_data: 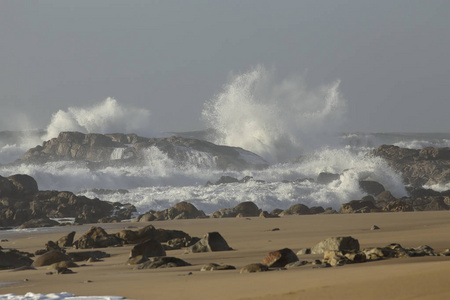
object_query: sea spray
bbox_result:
[202,65,346,163]
[42,97,153,140]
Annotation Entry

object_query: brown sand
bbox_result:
[2,211,450,299]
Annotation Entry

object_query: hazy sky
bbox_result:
[1,0,449,133]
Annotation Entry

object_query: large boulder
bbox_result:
[7,174,39,196]
[141,202,206,221]
[211,201,261,218]
[311,236,360,254]
[186,232,232,253]
[32,250,72,267]
[129,239,166,260]
[279,204,311,216]
[359,181,385,196]
[261,248,299,268]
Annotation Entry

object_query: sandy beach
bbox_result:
[2,211,450,299]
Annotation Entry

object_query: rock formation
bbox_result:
[17,131,268,171]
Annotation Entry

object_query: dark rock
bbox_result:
[214,176,240,185]
[317,172,340,184]
[0,248,33,270]
[233,201,261,217]
[309,206,325,214]
[359,180,385,196]
[186,232,232,253]
[57,231,76,248]
[7,174,39,196]
[279,204,311,216]
[67,250,110,262]
[32,250,71,267]
[136,257,191,269]
[261,248,299,268]
[129,239,166,260]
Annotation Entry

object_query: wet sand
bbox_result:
[2,211,450,300]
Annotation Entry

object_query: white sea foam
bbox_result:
[0,293,125,300]
[202,65,346,163]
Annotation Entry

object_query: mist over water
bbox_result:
[1,66,449,213]
[202,65,346,163]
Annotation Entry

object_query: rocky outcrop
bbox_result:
[240,263,269,273]
[339,196,380,213]
[128,239,166,263]
[0,174,135,228]
[18,131,268,171]
[371,145,450,187]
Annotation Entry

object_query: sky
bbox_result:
[0,0,449,133]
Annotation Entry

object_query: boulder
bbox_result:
[261,248,299,268]
[211,201,261,218]
[359,180,385,196]
[0,248,33,270]
[7,174,39,196]
[279,204,311,216]
[57,231,76,248]
[0,176,14,198]
[32,250,72,267]
[383,200,413,212]
[135,257,191,269]
[311,236,360,254]
[240,263,269,273]
[185,232,232,253]
[317,172,340,184]
[129,239,166,260]
[67,250,110,262]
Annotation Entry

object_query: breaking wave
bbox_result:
[202,65,346,163]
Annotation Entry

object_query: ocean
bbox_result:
[2,129,450,216]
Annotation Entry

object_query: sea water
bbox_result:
[1,66,450,214]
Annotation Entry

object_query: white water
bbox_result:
[1,66,449,214]
[0,293,125,300]
[202,65,346,163]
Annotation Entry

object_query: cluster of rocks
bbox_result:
[0,174,136,228]
[238,236,448,273]
[339,188,450,213]
[133,201,206,222]
[16,131,268,170]
[371,145,450,187]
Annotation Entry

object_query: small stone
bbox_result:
[84,280,93,283]
[371,225,380,230]
[297,248,311,255]
[271,228,280,231]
